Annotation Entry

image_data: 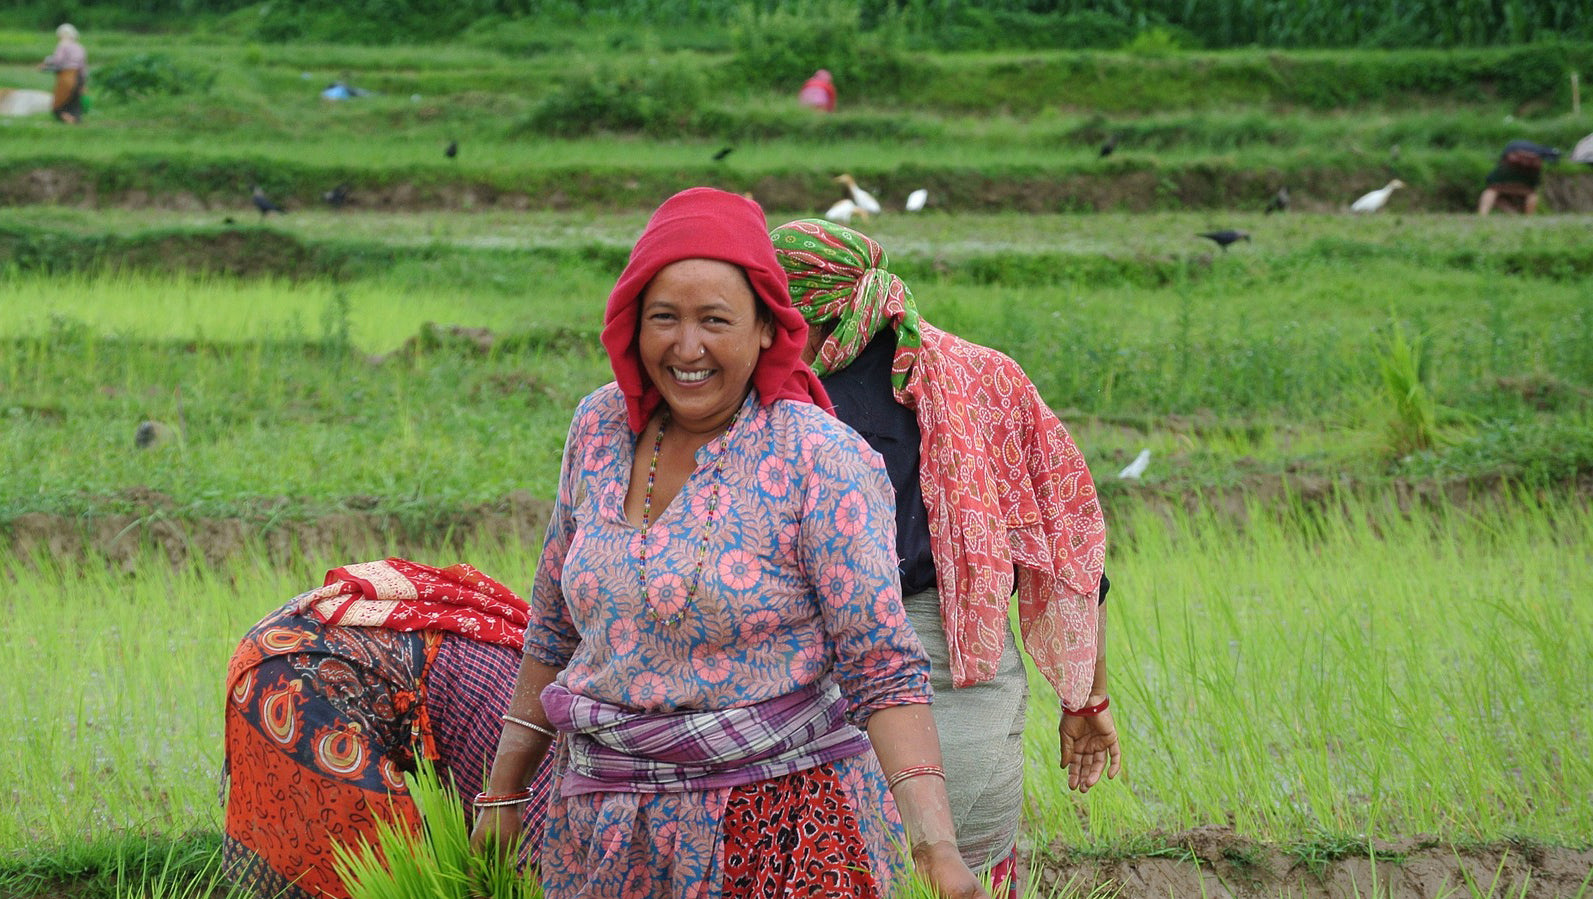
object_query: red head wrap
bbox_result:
[602,187,832,433]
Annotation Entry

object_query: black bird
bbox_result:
[134,420,173,449]
[1197,229,1250,251]
[1264,186,1290,215]
[1098,133,1120,158]
[323,183,351,209]
[712,146,734,162]
[444,140,458,159]
[251,185,285,218]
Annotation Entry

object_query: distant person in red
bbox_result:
[798,68,836,113]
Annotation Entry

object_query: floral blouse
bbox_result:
[524,385,930,725]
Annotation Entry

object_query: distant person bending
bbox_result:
[37,23,86,124]
[1478,140,1559,215]
[223,558,553,899]
[772,219,1122,897]
[799,68,837,113]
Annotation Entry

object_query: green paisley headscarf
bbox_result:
[769,218,923,396]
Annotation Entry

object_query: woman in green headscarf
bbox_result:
[771,218,1123,895]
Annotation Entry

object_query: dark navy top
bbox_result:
[819,330,1109,604]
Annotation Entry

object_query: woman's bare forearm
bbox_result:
[484,657,563,794]
[864,703,957,847]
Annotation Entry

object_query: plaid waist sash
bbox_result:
[541,679,871,796]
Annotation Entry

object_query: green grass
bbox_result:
[2,240,1588,523]
[1020,494,1593,850]
[0,833,230,899]
[4,31,1592,215]
[2,21,1591,897]
[3,496,1588,870]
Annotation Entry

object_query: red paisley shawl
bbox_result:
[292,558,530,650]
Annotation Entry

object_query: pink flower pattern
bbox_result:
[835,491,869,537]
[715,549,760,591]
[525,386,930,899]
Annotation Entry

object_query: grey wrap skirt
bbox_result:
[903,587,1028,873]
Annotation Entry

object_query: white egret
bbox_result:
[1573,132,1593,164]
[824,198,860,224]
[904,189,929,211]
[1350,179,1405,213]
[834,174,881,216]
[1117,449,1151,480]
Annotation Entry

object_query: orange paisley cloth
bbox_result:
[291,558,530,649]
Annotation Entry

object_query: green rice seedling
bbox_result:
[110,836,232,899]
[0,833,230,899]
[2,226,1582,523]
[10,209,1593,264]
[1377,319,1440,458]
[333,757,540,899]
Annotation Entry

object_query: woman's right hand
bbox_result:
[469,804,525,856]
[913,840,991,899]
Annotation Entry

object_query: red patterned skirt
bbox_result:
[222,603,550,899]
[720,762,885,898]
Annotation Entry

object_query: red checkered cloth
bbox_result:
[430,633,552,865]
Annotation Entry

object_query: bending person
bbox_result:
[223,558,553,899]
[772,219,1122,895]
[472,187,986,899]
[1478,140,1559,215]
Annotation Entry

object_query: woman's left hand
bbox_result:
[912,840,991,899]
[1059,704,1122,793]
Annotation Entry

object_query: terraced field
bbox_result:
[1,20,1590,899]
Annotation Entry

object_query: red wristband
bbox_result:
[1063,696,1110,717]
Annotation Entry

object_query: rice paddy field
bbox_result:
[2,13,1592,899]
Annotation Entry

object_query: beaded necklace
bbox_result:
[638,409,739,626]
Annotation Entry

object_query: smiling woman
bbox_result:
[470,187,990,899]
[635,258,773,439]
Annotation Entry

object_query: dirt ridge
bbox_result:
[2,489,555,570]
[4,474,1585,569]
[5,165,1593,214]
[1027,828,1593,899]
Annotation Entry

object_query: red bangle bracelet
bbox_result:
[473,789,532,809]
[1063,696,1110,717]
[885,764,946,791]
